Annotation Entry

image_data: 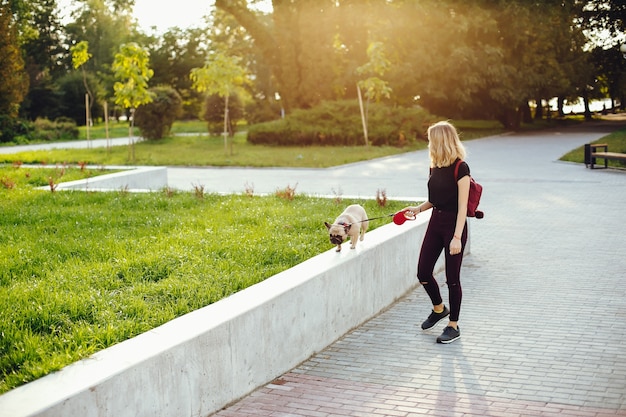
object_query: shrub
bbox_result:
[0,115,32,144]
[202,93,244,136]
[247,100,436,147]
[32,118,79,141]
[134,86,183,140]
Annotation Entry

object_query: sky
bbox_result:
[133,0,215,32]
[58,0,272,34]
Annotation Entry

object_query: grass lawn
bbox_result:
[0,119,510,168]
[0,167,416,394]
[560,125,626,168]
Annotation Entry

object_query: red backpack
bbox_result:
[454,160,484,219]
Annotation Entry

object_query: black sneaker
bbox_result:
[437,326,461,344]
[420,306,450,330]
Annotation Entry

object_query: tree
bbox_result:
[0,2,29,118]
[581,0,626,46]
[66,0,135,71]
[356,41,392,146]
[216,0,349,112]
[19,0,66,121]
[145,27,208,119]
[70,40,94,142]
[203,92,244,136]
[190,51,249,155]
[65,0,136,117]
[112,42,154,161]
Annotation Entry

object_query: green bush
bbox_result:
[0,115,33,144]
[135,86,183,140]
[202,93,244,136]
[247,100,436,147]
[33,118,79,141]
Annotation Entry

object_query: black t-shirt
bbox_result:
[428,159,470,213]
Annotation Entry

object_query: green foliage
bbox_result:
[56,72,104,126]
[0,2,29,118]
[0,183,416,393]
[146,27,208,119]
[70,41,92,70]
[32,118,79,142]
[190,52,249,98]
[112,42,154,110]
[134,86,183,140]
[247,101,436,147]
[357,41,392,103]
[0,115,33,144]
[203,93,244,135]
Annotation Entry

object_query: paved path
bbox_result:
[2,121,626,416]
[208,122,626,417]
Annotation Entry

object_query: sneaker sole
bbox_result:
[437,335,460,344]
[421,312,450,330]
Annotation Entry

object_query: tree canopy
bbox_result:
[2,0,626,132]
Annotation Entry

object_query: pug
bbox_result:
[324,204,369,252]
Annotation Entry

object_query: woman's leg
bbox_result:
[417,217,445,306]
[443,223,467,324]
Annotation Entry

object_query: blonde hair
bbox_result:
[427,121,466,168]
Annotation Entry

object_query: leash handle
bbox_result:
[392,209,416,225]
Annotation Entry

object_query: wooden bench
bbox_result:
[584,143,626,169]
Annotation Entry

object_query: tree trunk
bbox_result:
[496,107,521,130]
[357,84,369,147]
[520,100,532,124]
[223,94,230,155]
[582,91,592,121]
[557,96,565,117]
[215,0,288,111]
[129,108,135,162]
[534,98,543,120]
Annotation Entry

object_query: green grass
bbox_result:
[1,119,511,168]
[560,126,626,168]
[0,177,416,394]
[0,133,435,168]
[76,120,209,140]
[0,164,115,190]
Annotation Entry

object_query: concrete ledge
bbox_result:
[0,212,450,417]
[50,166,167,191]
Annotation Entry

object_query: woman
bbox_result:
[403,121,470,344]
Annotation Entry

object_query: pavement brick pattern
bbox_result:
[211,122,626,417]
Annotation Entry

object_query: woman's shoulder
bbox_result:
[455,159,470,178]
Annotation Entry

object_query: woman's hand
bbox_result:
[450,236,462,255]
[401,207,417,218]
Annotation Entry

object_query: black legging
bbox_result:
[417,209,468,322]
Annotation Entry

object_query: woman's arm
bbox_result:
[450,176,470,255]
[403,201,433,216]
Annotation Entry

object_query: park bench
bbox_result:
[584,143,626,169]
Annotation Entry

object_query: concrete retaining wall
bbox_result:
[50,166,168,191]
[0,212,451,417]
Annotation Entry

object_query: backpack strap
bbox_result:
[453,159,464,181]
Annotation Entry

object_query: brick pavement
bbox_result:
[211,121,626,417]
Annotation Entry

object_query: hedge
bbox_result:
[247,100,436,147]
